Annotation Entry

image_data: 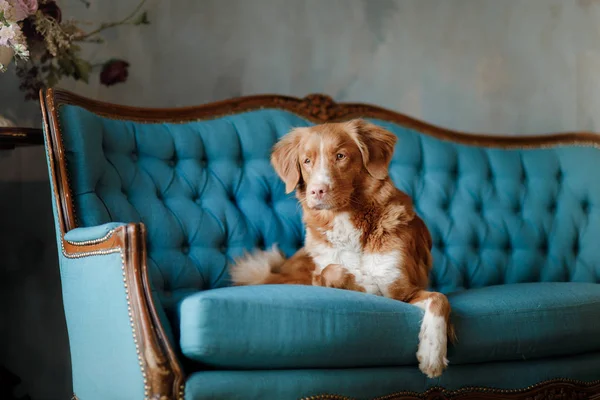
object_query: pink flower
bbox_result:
[8,0,38,21]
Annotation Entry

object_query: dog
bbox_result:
[230,118,454,378]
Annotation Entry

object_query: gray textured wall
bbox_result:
[1,0,600,398]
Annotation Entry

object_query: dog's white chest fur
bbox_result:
[307,213,403,296]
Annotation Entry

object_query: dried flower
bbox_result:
[2,0,149,100]
[38,0,60,22]
[100,59,129,86]
[32,9,71,56]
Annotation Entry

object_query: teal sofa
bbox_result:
[40,89,600,400]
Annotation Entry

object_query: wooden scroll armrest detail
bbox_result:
[63,223,185,400]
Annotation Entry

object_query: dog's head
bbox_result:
[271,119,397,211]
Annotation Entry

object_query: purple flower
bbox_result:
[100,59,130,86]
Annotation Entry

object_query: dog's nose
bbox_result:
[309,184,329,200]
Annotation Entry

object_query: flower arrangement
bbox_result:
[0,0,148,100]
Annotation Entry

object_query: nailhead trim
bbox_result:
[62,247,121,259]
[60,230,121,259]
[120,249,150,400]
[65,229,115,246]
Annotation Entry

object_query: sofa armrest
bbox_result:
[64,222,126,243]
[60,222,184,400]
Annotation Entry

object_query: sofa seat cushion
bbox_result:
[178,282,600,369]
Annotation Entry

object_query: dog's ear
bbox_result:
[346,119,397,180]
[271,127,307,193]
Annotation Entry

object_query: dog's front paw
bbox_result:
[417,343,448,378]
[416,314,448,378]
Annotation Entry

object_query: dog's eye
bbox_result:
[336,153,346,160]
[304,158,311,164]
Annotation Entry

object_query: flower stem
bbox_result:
[77,0,147,40]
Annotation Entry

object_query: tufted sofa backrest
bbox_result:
[54,97,600,310]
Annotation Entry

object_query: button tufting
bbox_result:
[200,159,208,168]
[440,200,450,211]
[556,169,563,182]
[513,203,521,213]
[168,159,176,167]
[582,200,590,214]
[415,162,423,175]
[156,190,162,200]
[219,245,227,253]
[131,151,138,162]
[573,239,580,254]
[450,167,458,178]
[474,201,483,213]
[181,244,190,255]
[548,201,557,213]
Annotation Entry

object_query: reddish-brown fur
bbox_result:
[232,119,456,371]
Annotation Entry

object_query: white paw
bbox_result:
[416,313,448,378]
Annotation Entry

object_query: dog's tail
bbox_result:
[229,246,287,286]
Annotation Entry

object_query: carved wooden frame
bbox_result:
[39,87,600,400]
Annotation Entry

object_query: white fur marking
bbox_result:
[306,213,403,295]
[363,252,403,297]
[312,139,331,185]
[307,213,362,274]
[414,298,448,378]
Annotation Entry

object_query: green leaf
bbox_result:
[0,11,10,27]
[133,11,150,25]
[57,57,75,76]
[46,70,59,87]
[73,58,91,83]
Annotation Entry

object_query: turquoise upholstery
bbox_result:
[48,101,600,399]
[43,123,146,400]
[179,282,600,369]
[185,352,600,400]
[58,105,600,306]
[59,105,308,311]
[58,248,145,400]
